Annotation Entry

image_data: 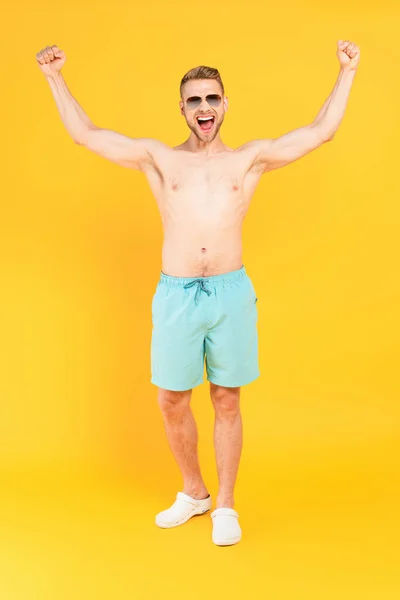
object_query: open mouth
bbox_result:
[196,116,215,133]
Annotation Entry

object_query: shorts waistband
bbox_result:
[160,265,246,288]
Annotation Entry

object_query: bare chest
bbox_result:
[144,150,261,221]
[168,162,245,218]
[168,164,241,195]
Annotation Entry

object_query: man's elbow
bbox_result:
[320,127,336,143]
[312,123,335,143]
[73,124,99,146]
[73,132,88,146]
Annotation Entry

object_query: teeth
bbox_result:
[198,117,213,121]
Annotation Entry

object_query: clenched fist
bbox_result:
[337,40,360,71]
[36,45,66,77]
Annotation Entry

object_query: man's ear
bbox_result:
[179,100,185,116]
[224,95,229,111]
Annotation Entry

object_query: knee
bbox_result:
[210,384,240,417]
[157,388,191,416]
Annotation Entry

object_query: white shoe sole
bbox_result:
[213,535,242,546]
[156,507,211,529]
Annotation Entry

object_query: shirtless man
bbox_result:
[36,40,360,546]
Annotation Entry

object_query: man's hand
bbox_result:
[336,40,360,71]
[36,45,66,78]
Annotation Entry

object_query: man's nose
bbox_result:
[198,98,210,111]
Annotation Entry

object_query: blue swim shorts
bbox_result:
[151,266,259,391]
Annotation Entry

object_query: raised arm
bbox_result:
[36,45,164,171]
[247,40,360,173]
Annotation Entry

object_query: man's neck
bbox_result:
[182,132,228,155]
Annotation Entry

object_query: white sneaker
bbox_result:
[211,508,242,546]
[155,492,212,528]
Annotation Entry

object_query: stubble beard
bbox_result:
[188,114,224,143]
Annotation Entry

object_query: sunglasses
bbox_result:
[185,94,222,110]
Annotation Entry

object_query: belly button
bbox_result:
[201,248,207,253]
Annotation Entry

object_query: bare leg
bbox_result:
[157,388,209,499]
[210,383,242,509]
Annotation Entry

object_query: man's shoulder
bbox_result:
[235,139,267,154]
[172,142,186,151]
[232,140,264,167]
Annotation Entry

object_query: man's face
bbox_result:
[180,79,228,142]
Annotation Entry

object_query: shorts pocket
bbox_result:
[245,275,258,305]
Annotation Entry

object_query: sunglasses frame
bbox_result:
[184,94,223,110]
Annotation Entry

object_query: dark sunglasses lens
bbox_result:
[186,97,201,109]
[207,94,221,107]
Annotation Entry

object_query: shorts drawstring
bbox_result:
[183,279,212,304]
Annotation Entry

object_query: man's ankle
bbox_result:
[216,497,235,509]
[183,487,210,500]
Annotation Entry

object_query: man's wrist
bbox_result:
[339,66,357,78]
[45,71,63,82]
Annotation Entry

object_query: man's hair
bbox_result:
[180,65,224,97]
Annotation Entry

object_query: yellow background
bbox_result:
[1,0,399,598]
